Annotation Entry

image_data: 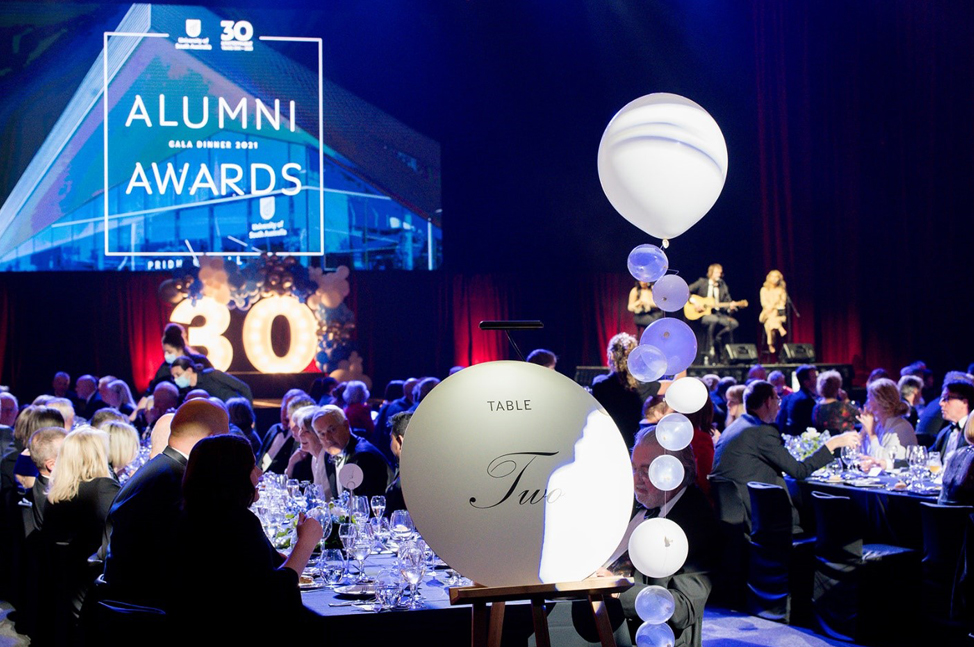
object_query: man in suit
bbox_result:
[0,392,17,429]
[932,380,974,457]
[312,406,391,499]
[776,364,818,436]
[103,399,228,608]
[711,380,859,530]
[687,264,739,364]
[25,427,66,533]
[384,411,411,515]
[76,375,109,421]
[549,428,719,647]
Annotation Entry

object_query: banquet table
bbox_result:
[786,471,941,550]
[301,555,537,646]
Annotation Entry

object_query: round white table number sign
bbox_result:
[401,361,634,586]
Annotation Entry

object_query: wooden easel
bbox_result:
[449,577,633,647]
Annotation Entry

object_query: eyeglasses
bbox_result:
[940,394,962,402]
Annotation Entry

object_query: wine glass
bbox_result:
[339,522,357,560]
[308,507,332,550]
[398,544,427,609]
[349,525,374,583]
[840,446,860,476]
[927,451,943,477]
[370,495,386,519]
[369,516,391,552]
[907,445,928,487]
[318,549,346,587]
[390,510,414,544]
[351,496,371,525]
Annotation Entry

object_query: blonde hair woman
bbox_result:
[43,427,121,617]
[857,378,917,470]
[591,333,643,448]
[102,420,140,480]
[725,384,746,427]
[759,270,788,353]
[105,379,137,419]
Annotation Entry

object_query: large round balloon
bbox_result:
[640,318,697,376]
[627,244,668,283]
[664,377,708,414]
[401,361,634,586]
[651,275,689,313]
[629,517,689,579]
[628,344,667,383]
[598,93,728,240]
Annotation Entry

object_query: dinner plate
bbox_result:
[335,583,376,599]
[299,577,327,591]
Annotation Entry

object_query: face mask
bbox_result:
[173,375,191,389]
[164,352,177,364]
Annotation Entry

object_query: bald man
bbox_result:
[104,399,228,608]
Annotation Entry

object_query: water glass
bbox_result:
[318,549,346,587]
[370,495,386,519]
[374,569,401,611]
[390,510,414,544]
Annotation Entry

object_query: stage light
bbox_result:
[170,296,233,371]
[241,295,318,373]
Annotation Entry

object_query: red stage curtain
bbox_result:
[119,274,173,394]
[582,273,638,367]
[452,274,509,366]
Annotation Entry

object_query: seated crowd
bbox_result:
[0,339,443,644]
[0,325,972,646]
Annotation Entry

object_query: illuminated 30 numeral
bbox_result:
[242,295,318,374]
[170,297,234,371]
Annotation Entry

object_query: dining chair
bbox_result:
[709,476,749,608]
[809,490,918,644]
[746,482,815,625]
[919,501,973,640]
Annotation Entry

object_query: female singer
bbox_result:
[759,270,788,353]
[627,281,661,335]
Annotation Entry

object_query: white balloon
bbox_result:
[648,454,684,492]
[635,586,676,624]
[628,517,689,579]
[664,377,708,414]
[635,621,676,647]
[598,93,728,240]
[651,275,689,313]
[656,413,693,451]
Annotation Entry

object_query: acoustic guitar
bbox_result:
[683,296,749,321]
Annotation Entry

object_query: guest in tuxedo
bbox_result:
[258,394,314,474]
[261,388,309,447]
[42,427,120,621]
[557,428,719,647]
[75,375,109,421]
[939,415,974,506]
[932,380,974,459]
[776,364,818,436]
[385,412,412,515]
[134,382,180,437]
[47,371,78,404]
[103,399,228,608]
[592,333,647,449]
[857,378,917,471]
[169,356,253,403]
[146,322,213,395]
[312,406,391,499]
[0,392,18,428]
[26,427,66,532]
[711,381,859,529]
[172,435,323,642]
[687,264,740,364]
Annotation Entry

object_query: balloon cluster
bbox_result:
[157,257,361,376]
[603,93,728,619]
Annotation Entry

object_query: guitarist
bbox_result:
[687,264,740,364]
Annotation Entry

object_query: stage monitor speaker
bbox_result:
[724,344,758,364]
[782,343,816,362]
